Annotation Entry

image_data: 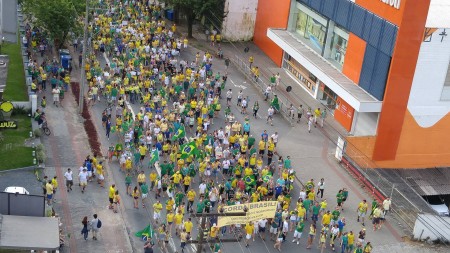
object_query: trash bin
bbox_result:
[166,10,174,21]
[60,55,72,70]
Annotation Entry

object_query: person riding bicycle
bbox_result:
[34,109,45,127]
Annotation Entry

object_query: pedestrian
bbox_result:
[245,222,254,247]
[382,197,391,215]
[144,237,154,253]
[253,101,259,118]
[267,106,274,126]
[113,190,121,213]
[258,218,268,241]
[357,199,368,226]
[320,108,327,127]
[180,228,188,252]
[363,242,373,253]
[317,178,325,198]
[81,216,89,240]
[340,232,348,253]
[306,224,316,249]
[297,105,304,123]
[318,230,326,253]
[336,189,344,211]
[292,218,305,244]
[273,230,283,251]
[105,184,115,210]
[90,214,100,240]
[52,86,60,107]
[45,179,54,205]
[79,168,88,193]
[308,115,313,133]
[64,168,73,192]
[348,231,355,252]
[132,186,140,209]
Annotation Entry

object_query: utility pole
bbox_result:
[187,212,246,253]
[79,0,89,114]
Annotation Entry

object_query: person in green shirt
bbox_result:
[175,190,185,207]
[303,198,311,220]
[196,197,205,213]
[292,218,305,244]
[336,190,345,210]
[312,202,320,225]
[331,206,340,226]
[125,173,132,196]
[141,183,149,207]
[247,135,255,149]
[213,242,221,253]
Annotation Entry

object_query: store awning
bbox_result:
[267,28,382,113]
[0,215,60,250]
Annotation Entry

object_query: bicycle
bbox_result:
[41,120,51,136]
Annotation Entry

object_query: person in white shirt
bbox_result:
[267,107,274,126]
[271,132,279,146]
[79,168,88,193]
[199,182,207,195]
[258,219,268,241]
[64,168,73,192]
[382,197,392,215]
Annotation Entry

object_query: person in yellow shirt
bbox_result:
[307,189,315,201]
[187,189,196,212]
[183,175,191,193]
[109,184,116,209]
[357,199,369,226]
[149,170,157,191]
[166,210,175,233]
[46,180,54,205]
[51,176,58,193]
[96,162,105,187]
[166,197,175,212]
[183,218,193,233]
[258,139,265,156]
[244,167,253,176]
[244,222,254,247]
[172,171,182,188]
[322,210,331,227]
[174,210,184,235]
[153,200,163,223]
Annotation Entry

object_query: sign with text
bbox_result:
[0,121,18,129]
[217,201,278,227]
[380,0,401,9]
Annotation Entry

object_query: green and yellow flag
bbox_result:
[149,149,159,165]
[180,141,199,159]
[244,175,256,186]
[172,124,186,141]
[135,224,154,241]
[262,172,273,183]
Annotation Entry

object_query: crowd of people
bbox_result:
[26,0,393,252]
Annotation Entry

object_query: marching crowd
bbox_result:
[27,1,393,253]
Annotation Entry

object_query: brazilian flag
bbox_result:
[149,149,159,165]
[262,172,273,183]
[244,175,256,186]
[171,124,186,141]
[110,126,117,133]
[180,141,199,159]
[135,224,154,241]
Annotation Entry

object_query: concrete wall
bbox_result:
[221,0,258,41]
[352,112,379,136]
[0,0,18,43]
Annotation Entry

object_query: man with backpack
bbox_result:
[90,214,102,240]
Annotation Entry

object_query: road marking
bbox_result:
[230,78,247,90]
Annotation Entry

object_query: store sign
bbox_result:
[0,120,18,129]
[380,0,401,9]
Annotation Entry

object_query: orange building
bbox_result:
[254,0,450,168]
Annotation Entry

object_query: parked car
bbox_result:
[4,186,30,195]
[429,204,450,216]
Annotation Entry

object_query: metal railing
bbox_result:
[233,55,296,126]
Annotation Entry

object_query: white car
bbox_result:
[4,186,30,195]
[430,204,450,216]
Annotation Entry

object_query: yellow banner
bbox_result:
[217,201,278,227]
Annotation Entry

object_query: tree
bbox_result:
[21,0,85,49]
[166,0,225,38]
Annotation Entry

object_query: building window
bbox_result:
[283,53,318,95]
[295,6,327,54]
[329,26,349,69]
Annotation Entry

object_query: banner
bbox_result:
[217,201,278,227]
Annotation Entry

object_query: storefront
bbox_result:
[282,52,318,96]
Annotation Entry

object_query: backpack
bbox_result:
[97,219,102,228]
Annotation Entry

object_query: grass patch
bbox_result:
[0,114,34,171]
[2,42,28,101]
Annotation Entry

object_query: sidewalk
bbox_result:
[35,50,133,253]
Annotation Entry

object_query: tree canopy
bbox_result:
[21,0,85,48]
